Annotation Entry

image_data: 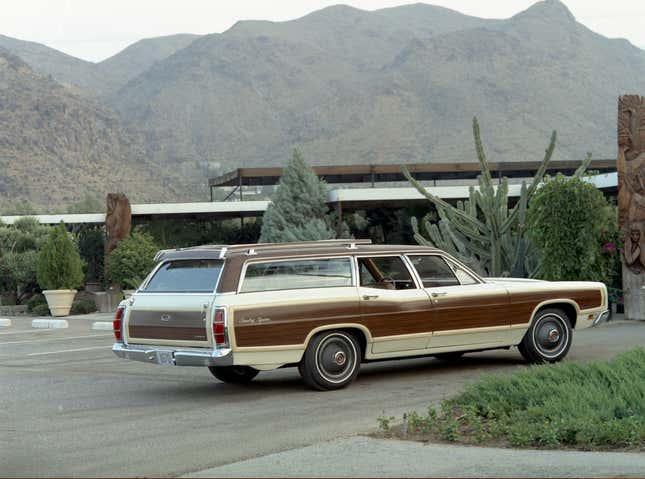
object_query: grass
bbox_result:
[379,347,645,450]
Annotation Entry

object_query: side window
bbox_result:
[240,258,352,293]
[408,255,460,288]
[358,256,416,290]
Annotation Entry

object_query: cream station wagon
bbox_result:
[112,239,609,390]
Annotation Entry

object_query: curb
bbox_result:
[92,321,113,331]
[32,319,69,329]
[0,318,12,327]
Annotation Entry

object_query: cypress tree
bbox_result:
[36,222,84,290]
[259,149,338,243]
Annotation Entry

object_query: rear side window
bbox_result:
[144,259,223,293]
[407,255,460,288]
[240,258,352,293]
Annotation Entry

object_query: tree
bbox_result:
[36,222,84,290]
[260,149,340,243]
[527,174,618,283]
[403,117,591,277]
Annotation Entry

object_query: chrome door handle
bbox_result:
[431,292,448,298]
[362,294,379,300]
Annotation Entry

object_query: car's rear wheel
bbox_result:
[433,351,464,361]
[519,308,572,364]
[208,366,259,383]
[299,330,360,390]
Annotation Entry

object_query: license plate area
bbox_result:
[156,350,175,365]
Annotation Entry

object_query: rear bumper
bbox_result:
[112,343,233,367]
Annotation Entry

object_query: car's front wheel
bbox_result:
[209,366,259,383]
[299,330,361,390]
[519,308,572,364]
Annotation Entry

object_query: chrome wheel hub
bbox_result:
[547,328,560,343]
[333,351,346,366]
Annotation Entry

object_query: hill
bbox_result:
[110,0,645,193]
[0,49,180,211]
[0,34,105,94]
[0,33,199,97]
[1,0,645,207]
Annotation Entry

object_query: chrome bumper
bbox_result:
[592,309,610,326]
[112,343,233,367]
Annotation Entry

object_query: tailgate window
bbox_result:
[144,259,223,293]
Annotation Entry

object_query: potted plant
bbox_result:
[109,231,158,298]
[36,222,84,317]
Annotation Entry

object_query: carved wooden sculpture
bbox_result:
[104,193,132,282]
[618,95,645,319]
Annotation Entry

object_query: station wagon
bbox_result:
[112,239,609,390]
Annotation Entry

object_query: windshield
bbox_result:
[143,259,223,293]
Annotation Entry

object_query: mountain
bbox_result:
[2,0,645,208]
[109,0,645,189]
[0,33,199,97]
[96,34,200,94]
[0,48,180,211]
[0,34,105,93]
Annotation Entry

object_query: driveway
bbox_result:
[1,318,643,477]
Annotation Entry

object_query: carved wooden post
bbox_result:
[617,95,645,320]
[104,193,132,284]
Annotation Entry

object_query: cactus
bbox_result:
[403,117,592,277]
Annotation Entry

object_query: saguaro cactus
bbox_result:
[403,117,591,277]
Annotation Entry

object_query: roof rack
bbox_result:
[154,239,372,261]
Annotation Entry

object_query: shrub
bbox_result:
[109,231,158,288]
[26,294,46,312]
[32,303,51,316]
[405,348,645,450]
[70,299,98,315]
[527,174,618,282]
[36,222,84,290]
[0,218,51,303]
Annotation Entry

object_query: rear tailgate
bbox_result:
[124,258,223,347]
[125,293,213,345]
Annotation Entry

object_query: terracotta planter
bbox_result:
[42,290,77,317]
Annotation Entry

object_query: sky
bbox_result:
[1,0,645,62]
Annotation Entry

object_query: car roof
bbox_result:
[154,240,443,262]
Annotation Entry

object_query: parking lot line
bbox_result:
[27,346,110,356]
[1,334,112,345]
[0,329,54,336]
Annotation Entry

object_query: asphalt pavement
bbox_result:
[1,316,643,477]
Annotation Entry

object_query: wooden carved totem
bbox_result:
[618,95,645,320]
[104,193,132,283]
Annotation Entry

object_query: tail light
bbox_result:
[212,308,229,348]
[113,307,124,342]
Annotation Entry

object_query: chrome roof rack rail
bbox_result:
[157,239,373,260]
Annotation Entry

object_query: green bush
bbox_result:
[402,348,645,450]
[70,299,98,315]
[26,294,46,312]
[527,174,618,282]
[32,303,50,316]
[36,222,84,290]
[0,217,51,303]
[109,231,158,288]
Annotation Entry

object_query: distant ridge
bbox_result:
[0,1,644,208]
